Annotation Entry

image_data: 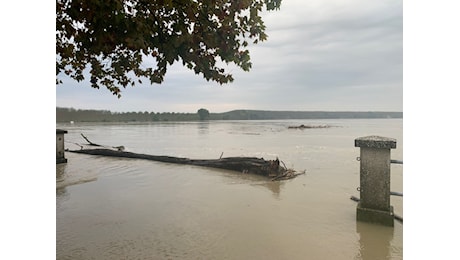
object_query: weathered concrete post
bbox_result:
[56,129,68,164]
[355,136,396,226]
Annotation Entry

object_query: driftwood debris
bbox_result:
[288,124,331,129]
[69,135,306,181]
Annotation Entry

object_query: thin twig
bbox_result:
[280,159,287,170]
[81,133,101,146]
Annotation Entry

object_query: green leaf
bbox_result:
[56,0,282,96]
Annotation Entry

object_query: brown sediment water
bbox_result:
[56,119,403,259]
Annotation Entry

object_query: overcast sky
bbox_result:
[56,0,402,113]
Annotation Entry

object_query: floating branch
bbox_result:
[80,133,125,151]
[288,124,332,129]
[80,133,101,146]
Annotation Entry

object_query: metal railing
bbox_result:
[355,158,403,196]
[391,159,403,164]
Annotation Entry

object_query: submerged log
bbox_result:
[69,148,305,181]
[69,134,305,180]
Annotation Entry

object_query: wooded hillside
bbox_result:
[56,107,402,123]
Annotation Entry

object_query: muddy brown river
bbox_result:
[56,119,402,259]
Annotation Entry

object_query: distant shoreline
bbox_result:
[56,107,402,123]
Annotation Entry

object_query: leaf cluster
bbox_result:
[56,0,281,97]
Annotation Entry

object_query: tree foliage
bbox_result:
[56,0,282,97]
[197,108,210,120]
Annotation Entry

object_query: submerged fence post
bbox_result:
[56,129,68,164]
[355,136,396,226]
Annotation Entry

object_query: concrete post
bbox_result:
[355,136,396,226]
[56,129,68,164]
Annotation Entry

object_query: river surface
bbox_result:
[56,119,403,260]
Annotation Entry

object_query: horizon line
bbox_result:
[56,107,403,114]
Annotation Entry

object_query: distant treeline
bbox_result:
[56,107,402,123]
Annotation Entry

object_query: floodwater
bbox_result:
[56,119,403,260]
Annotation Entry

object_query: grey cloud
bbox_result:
[56,0,402,112]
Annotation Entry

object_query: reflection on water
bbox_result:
[57,119,402,259]
[251,181,283,199]
[197,121,210,135]
[56,154,98,190]
[355,222,395,260]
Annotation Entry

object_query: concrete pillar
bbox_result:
[56,129,68,164]
[355,136,396,226]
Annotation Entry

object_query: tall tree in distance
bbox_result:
[56,0,282,97]
[197,108,210,120]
